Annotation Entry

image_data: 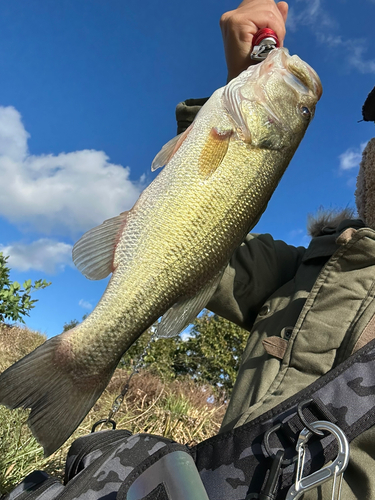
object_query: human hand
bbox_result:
[220,0,288,82]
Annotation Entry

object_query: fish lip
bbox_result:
[262,48,323,101]
[259,46,290,70]
[287,54,322,101]
[303,62,323,100]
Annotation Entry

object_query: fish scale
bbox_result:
[0,48,322,455]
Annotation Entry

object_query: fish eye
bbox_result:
[300,106,311,120]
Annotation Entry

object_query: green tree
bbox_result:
[63,314,88,332]
[119,311,249,398]
[119,326,178,380]
[62,319,79,331]
[175,312,248,398]
[0,252,51,324]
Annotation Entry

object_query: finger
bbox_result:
[277,2,289,25]
[264,5,287,47]
[239,1,287,45]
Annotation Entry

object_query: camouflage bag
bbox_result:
[2,430,209,500]
[4,338,375,500]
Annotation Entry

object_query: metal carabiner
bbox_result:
[285,420,349,500]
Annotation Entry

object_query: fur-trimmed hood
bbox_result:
[307,135,375,238]
[307,208,356,237]
[355,138,375,230]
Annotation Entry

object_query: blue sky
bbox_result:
[1,0,375,337]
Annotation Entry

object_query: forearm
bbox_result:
[176,98,209,134]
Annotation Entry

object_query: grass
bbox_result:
[0,323,226,495]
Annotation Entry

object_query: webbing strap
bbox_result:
[190,338,375,500]
[353,311,375,353]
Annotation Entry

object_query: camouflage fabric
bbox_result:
[64,429,132,482]
[3,434,177,500]
[4,472,64,500]
[63,434,173,500]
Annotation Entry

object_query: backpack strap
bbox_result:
[189,337,375,500]
[353,312,375,353]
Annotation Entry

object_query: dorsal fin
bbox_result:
[151,124,193,171]
[72,212,128,280]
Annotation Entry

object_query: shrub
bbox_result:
[0,252,50,324]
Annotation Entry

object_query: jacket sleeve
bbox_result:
[207,234,306,331]
[176,98,209,134]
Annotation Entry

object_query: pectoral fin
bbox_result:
[151,124,193,171]
[155,270,225,339]
[72,211,128,280]
[198,127,232,178]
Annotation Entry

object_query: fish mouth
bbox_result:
[287,55,323,101]
[222,47,322,145]
[262,48,323,101]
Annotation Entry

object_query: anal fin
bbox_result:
[155,270,224,339]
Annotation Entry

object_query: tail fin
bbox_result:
[0,336,115,456]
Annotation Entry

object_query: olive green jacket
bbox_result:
[209,220,371,432]
[176,100,375,499]
[209,222,375,499]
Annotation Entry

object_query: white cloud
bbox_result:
[0,106,143,235]
[346,41,375,74]
[339,142,368,171]
[287,0,375,74]
[287,228,310,247]
[287,0,337,32]
[317,34,375,75]
[0,239,73,274]
[339,149,361,171]
[79,299,93,310]
[0,106,30,162]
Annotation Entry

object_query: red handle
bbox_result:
[252,28,280,49]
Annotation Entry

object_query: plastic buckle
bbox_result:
[263,423,298,467]
[246,450,285,500]
[246,423,296,499]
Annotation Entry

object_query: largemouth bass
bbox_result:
[0,48,322,456]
